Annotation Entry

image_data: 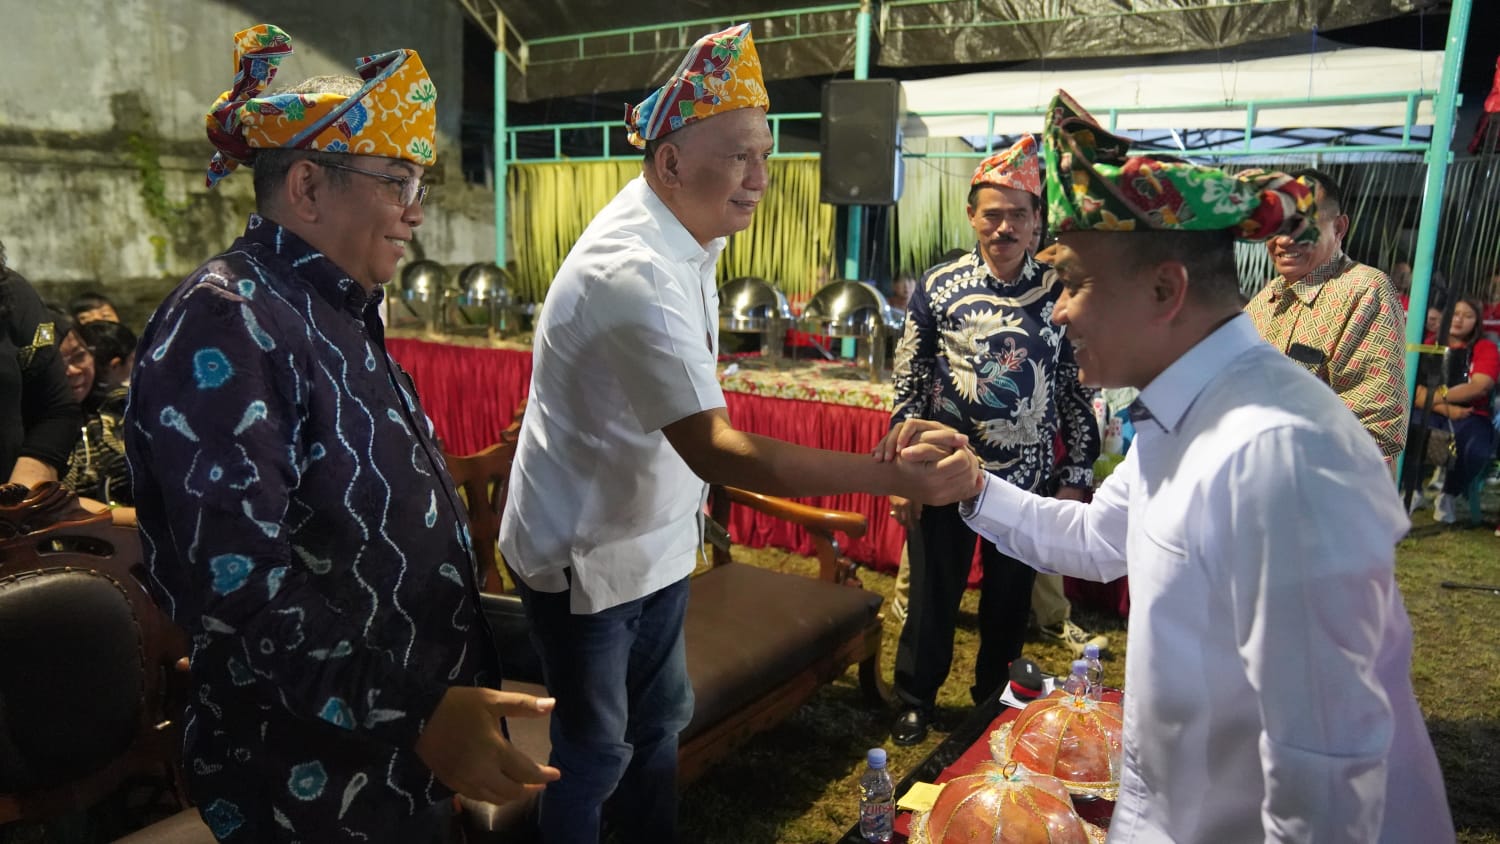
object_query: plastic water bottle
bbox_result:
[859,747,895,843]
[1084,642,1105,700]
[1063,659,1089,698]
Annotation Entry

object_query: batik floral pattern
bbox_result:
[892,249,1098,493]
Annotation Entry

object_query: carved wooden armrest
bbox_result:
[711,486,868,584]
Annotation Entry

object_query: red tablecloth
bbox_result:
[721,390,901,570]
[387,336,904,571]
[385,335,1129,612]
[388,337,531,455]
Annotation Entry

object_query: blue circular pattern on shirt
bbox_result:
[208,553,254,595]
[288,760,329,801]
[202,799,245,838]
[193,347,234,389]
[319,697,355,729]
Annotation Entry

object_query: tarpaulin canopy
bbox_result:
[463,1,862,102]
[901,41,1446,138]
[879,0,1431,68]
[460,0,1427,103]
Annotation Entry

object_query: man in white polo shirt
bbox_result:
[499,24,982,844]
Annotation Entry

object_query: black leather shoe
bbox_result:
[891,707,931,746]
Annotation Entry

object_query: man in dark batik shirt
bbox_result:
[124,25,555,843]
[881,135,1100,746]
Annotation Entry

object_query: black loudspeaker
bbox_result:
[820,79,905,205]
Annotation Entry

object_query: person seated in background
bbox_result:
[1389,259,1412,310]
[1411,297,1498,523]
[1483,271,1500,341]
[886,270,915,318]
[68,290,121,325]
[59,319,137,522]
[1,238,82,489]
[1426,301,1445,340]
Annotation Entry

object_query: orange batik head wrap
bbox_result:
[204,24,438,187]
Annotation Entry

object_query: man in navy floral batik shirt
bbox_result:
[124,26,555,843]
[881,135,1100,746]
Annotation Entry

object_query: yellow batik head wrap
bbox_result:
[204,24,438,187]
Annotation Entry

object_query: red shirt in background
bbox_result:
[1483,301,1500,333]
[1462,337,1499,417]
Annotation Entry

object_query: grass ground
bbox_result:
[681,489,1500,843]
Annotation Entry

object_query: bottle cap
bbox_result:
[1071,659,1088,675]
[1084,643,1100,659]
[866,747,887,768]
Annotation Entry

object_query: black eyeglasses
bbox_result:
[317,161,429,207]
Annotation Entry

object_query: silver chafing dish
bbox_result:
[795,280,894,382]
[445,262,517,338]
[391,260,450,333]
[718,276,791,363]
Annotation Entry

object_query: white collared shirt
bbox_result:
[963,314,1452,843]
[500,176,725,613]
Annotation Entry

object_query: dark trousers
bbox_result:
[516,576,695,844]
[1438,413,1499,494]
[893,502,1037,709]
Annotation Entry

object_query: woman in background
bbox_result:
[59,319,137,521]
[1413,297,1499,523]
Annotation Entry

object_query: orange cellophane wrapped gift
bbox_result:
[989,691,1124,798]
[909,761,1101,844]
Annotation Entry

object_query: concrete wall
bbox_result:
[0,0,498,327]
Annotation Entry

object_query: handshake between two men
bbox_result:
[874,418,987,521]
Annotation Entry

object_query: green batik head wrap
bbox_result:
[1042,90,1318,243]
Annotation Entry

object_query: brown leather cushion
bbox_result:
[681,562,881,738]
[0,569,145,792]
[462,564,882,841]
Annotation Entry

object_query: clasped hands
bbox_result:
[871,418,984,519]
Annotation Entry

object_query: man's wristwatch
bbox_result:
[957,476,987,519]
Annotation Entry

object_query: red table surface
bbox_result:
[893,691,1122,839]
[892,706,1022,838]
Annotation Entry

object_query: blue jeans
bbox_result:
[516,575,694,844]
[1418,410,1499,494]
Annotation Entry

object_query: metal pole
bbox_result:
[493,17,509,268]
[1398,0,1471,481]
[842,0,872,282]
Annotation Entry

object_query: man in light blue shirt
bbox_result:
[890,90,1452,843]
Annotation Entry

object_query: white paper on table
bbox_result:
[999,676,1056,710]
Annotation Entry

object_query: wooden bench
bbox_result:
[446,412,892,840]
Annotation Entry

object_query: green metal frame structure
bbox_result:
[462,0,1475,477]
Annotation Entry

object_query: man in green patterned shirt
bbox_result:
[1244,169,1408,462]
